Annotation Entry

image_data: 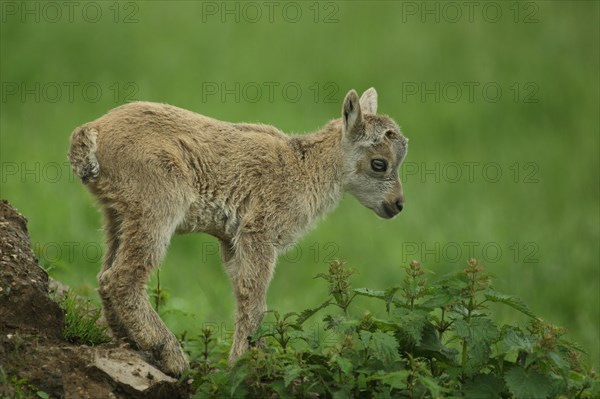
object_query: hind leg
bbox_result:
[97,206,129,340]
[98,206,189,376]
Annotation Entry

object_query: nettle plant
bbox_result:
[181,259,598,398]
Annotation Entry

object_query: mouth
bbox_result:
[377,203,399,219]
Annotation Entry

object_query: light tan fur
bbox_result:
[68,88,408,376]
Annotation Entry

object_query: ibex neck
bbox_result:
[289,119,345,219]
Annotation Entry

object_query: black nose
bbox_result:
[395,200,404,213]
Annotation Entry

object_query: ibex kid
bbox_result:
[68,88,408,376]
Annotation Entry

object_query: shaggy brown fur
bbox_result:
[68,88,408,376]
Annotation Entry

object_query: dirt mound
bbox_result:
[0,200,63,339]
[0,200,188,399]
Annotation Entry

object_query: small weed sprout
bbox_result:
[149,269,170,314]
[402,260,430,311]
[315,259,357,315]
[0,371,49,399]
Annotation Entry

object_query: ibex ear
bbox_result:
[359,87,378,114]
[342,89,363,140]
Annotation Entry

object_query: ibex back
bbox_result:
[68,88,408,376]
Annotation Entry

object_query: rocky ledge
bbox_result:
[0,199,187,399]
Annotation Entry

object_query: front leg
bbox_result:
[224,234,275,364]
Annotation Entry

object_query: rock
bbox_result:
[48,276,72,299]
[0,200,188,398]
[90,349,181,398]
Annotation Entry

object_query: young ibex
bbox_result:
[68,88,408,376]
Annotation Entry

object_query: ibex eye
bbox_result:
[371,159,388,172]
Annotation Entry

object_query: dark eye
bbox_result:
[371,159,388,172]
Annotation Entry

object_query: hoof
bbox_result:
[155,340,189,377]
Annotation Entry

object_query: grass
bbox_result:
[1,1,598,369]
[59,290,111,346]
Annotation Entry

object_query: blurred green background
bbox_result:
[1,1,598,366]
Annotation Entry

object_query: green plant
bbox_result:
[149,268,170,314]
[184,259,599,398]
[0,370,49,399]
[60,290,111,346]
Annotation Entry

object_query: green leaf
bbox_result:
[558,336,587,354]
[469,339,493,370]
[365,370,410,389]
[383,286,401,313]
[419,374,445,397]
[416,323,458,362]
[324,314,359,333]
[371,317,402,332]
[394,307,430,345]
[359,330,373,347]
[501,326,536,354]
[333,389,352,399]
[323,314,344,331]
[334,356,353,375]
[354,287,401,305]
[547,351,569,375]
[228,367,248,398]
[36,392,50,399]
[421,290,457,309]
[269,381,294,399]
[295,299,331,325]
[462,373,505,398]
[504,367,552,399]
[455,317,499,370]
[370,331,400,365]
[359,331,400,365]
[283,364,302,387]
[484,289,536,318]
[454,317,499,342]
[431,272,468,290]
